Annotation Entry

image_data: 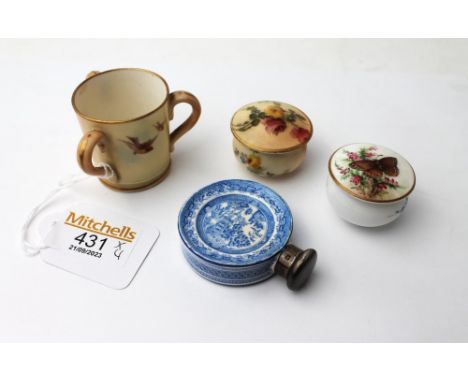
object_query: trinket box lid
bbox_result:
[178,179,293,266]
[230,100,313,153]
[329,143,416,203]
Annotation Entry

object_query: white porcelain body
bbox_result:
[327,176,409,227]
[232,138,306,177]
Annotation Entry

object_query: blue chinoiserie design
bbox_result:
[178,179,293,286]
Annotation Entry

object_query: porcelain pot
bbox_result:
[327,143,416,227]
[230,101,313,177]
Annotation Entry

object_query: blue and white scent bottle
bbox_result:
[178,179,317,290]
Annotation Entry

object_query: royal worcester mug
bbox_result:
[72,68,201,191]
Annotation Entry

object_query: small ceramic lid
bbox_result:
[230,100,313,153]
[178,179,293,266]
[329,143,416,203]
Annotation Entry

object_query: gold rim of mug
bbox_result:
[71,68,170,124]
[99,161,171,192]
[327,144,416,204]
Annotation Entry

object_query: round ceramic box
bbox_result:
[178,179,317,290]
[327,143,416,227]
[230,101,313,177]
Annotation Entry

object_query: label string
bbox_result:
[21,163,115,256]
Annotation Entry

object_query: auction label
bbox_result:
[40,203,159,289]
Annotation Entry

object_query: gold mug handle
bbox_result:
[168,91,201,152]
[76,70,108,178]
[77,130,106,177]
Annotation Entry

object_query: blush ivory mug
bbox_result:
[72,68,201,191]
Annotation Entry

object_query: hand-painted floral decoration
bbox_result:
[233,102,310,143]
[234,147,266,174]
[334,146,401,198]
[290,126,311,143]
[330,144,415,202]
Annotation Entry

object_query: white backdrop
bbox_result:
[0,39,467,342]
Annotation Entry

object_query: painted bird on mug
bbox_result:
[153,121,165,131]
[120,135,158,155]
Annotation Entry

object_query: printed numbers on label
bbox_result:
[74,232,107,250]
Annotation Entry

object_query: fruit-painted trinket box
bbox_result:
[327,143,416,227]
[230,101,313,177]
[178,179,317,290]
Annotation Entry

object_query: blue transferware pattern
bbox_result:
[181,245,276,286]
[178,179,293,268]
[198,194,274,254]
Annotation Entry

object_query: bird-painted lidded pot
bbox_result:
[230,101,313,177]
[178,179,317,290]
[327,143,416,227]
